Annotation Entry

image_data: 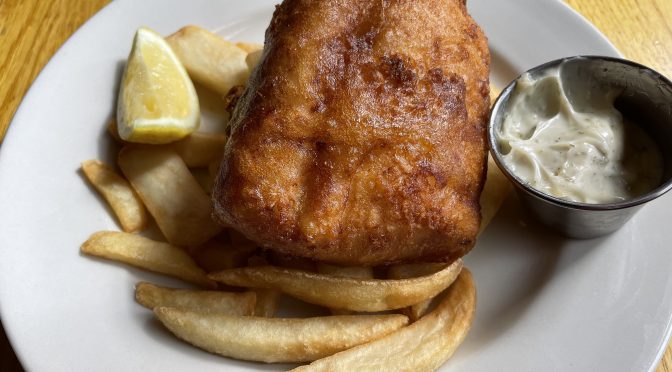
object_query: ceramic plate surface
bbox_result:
[1,0,670,371]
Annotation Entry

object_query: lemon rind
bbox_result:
[117,27,200,145]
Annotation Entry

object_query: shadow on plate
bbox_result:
[94,60,125,163]
[462,191,599,349]
[490,47,520,88]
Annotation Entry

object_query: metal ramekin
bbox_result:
[488,56,672,239]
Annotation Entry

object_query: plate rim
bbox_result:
[0,1,669,371]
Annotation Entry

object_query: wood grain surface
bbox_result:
[0,0,670,371]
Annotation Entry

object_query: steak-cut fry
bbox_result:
[81,160,148,233]
[209,259,463,312]
[387,263,446,321]
[245,49,263,71]
[482,82,510,233]
[386,263,446,280]
[106,118,125,143]
[166,25,249,96]
[479,155,512,234]
[191,235,256,273]
[173,132,228,168]
[235,42,263,53]
[315,264,374,279]
[81,231,215,288]
[154,308,408,363]
[246,255,280,317]
[489,83,502,103]
[252,289,280,317]
[316,264,374,315]
[482,83,511,231]
[118,145,221,247]
[190,168,214,195]
[292,269,476,371]
[135,282,255,315]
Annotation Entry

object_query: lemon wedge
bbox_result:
[117,27,199,144]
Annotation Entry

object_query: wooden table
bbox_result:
[0,0,670,371]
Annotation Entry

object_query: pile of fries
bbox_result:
[80,25,510,370]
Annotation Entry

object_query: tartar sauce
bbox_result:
[497,65,663,204]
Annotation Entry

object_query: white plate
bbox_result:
[1,0,671,371]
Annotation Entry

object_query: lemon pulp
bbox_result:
[117,27,199,144]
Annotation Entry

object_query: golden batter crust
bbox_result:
[213,0,490,265]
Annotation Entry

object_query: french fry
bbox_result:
[166,25,249,96]
[118,145,221,247]
[83,20,493,370]
[235,42,263,53]
[81,231,215,288]
[387,263,445,321]
[106,118,125,143]
[292,269,476,371]
[245,49,263,72]
[81,160,148,233]
[154,308,409,363]
[135,282,255,315]
[386,263,446,281]
[173,132,227,168]
[316,264,374,279]
[208,156,222,180]
[189,168,214,195]
[246,255,281,317]
[252,289,281,317]
[209,259,463,312]
[480,83,512,233]
[479,154,512,234]
[402,296,432,321]
[191,234,256,273]
[223,85,245,115]
[489,83,501,103]
[316,263,374,315]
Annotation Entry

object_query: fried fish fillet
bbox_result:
[213,0,490,265]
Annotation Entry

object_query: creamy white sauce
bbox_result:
[497,65,663,204]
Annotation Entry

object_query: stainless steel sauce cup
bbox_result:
[488,56,672,238]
